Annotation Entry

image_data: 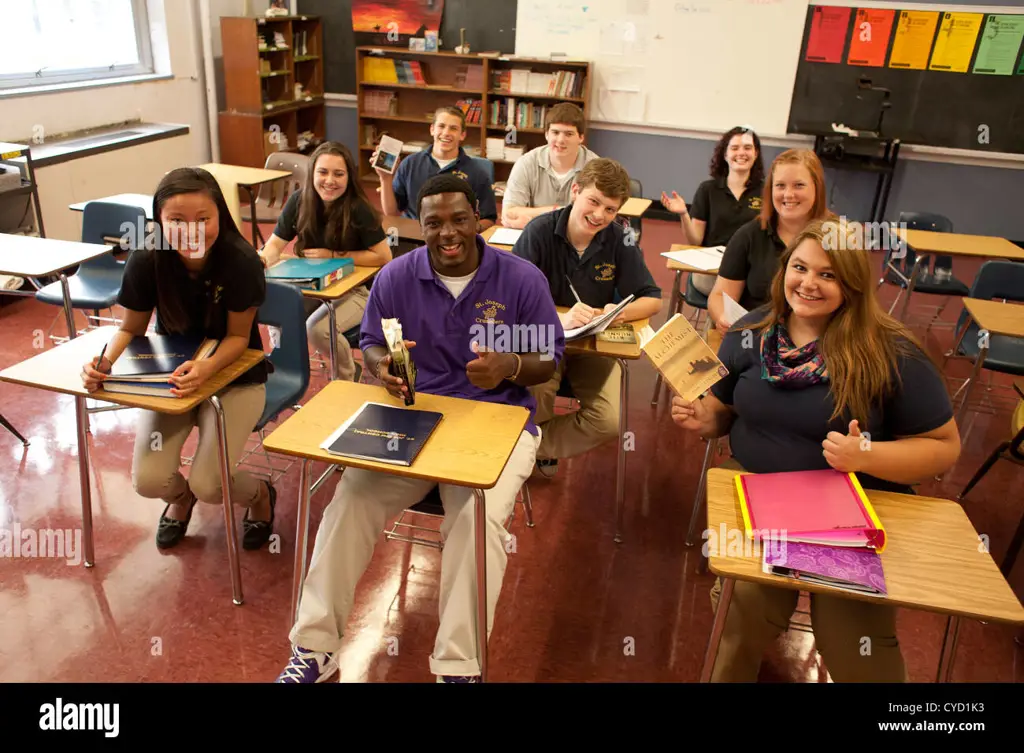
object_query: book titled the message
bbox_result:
[640,312,727,402]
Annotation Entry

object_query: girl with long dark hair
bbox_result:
[259,141,392,380]
[81,167,276,551]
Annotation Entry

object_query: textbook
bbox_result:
[735,469,887,551]
[563,295,634,341]
[105,334,219,382]
[640,312,727,402]
[382,317,416,405]
[320,401,443,466]
[763,541,887,596]
[266,257,354,290]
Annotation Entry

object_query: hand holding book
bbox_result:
[168,358,216,398]
[670,393,712,433]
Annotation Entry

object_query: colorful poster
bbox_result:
[351,0,445,46]
[847,8,896,67]
[972,15,1024,75]
[888,10,939,70]
[929,12,983,72]
[805,6,851,64]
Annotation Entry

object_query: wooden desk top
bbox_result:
[705,468,1024,624]
[260,380,529,489]
[68,193,154,218]
[619,197,652,218]
[666,243,721,274]
[0,327,266,415]
[382,215,424,242]
[963,298,1024,339]
[197,163,292,187]
[0,234,113,278]
[299,265,380,301]
[894,228,1024,261]
[480,225,515,251]
[557,306,647,359]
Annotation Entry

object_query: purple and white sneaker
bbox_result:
[275,645,339,683]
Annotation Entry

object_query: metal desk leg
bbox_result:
[955,342,987,433]
[242,185,262,249]
[326,301,339,381]
[651,271,682,405]
[291,458,314,626]
[700,577,733,682]
[0,413,29,445]
[686,439,716,546]
[210,395,243,605]
[615,358,629,544]
[473,488,488,682]
[936,615,961,683]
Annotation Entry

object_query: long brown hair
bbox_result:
[743,217,935,424]
[296,141,381,256]
[709,126,764,190]
[759,149,828,231]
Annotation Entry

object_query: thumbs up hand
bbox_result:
[466,341,516,390]
[822,419,869,473]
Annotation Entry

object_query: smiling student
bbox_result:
[500,103,599,229]
[81,167,277,551]
[374,106,497,231]
[277,174,563,683]
[512,158,662,476]
[259,141,390,382]
[661,126,765,294]
[707,148,832,333]
[671,217,960,682]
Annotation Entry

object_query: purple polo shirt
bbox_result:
[359,235,565,436]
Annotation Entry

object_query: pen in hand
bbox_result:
[565,275,583,306]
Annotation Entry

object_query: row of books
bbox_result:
[363,90,398,116]
[485,138,526,162]
[363,57,426,85]
[490,99,554,131]
[454,98,484,125]
[490,68,585,99]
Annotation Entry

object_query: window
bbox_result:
[0,0,154,91]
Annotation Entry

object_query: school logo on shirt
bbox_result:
[593,263,615,282]
[452,170,470,181]
[748,196,762,210]
[473,298,506,325]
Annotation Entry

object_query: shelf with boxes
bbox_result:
[356,47,590,191]
[218,15,326,169]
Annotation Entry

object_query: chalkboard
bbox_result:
[296,0,518,96]
[787,5,1024,154]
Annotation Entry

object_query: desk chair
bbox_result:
[944,261,1024,427]
[241,153,308,225]
[36,201,147,343]
[878,212,967,329]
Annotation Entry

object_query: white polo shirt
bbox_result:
[502,144,599,210]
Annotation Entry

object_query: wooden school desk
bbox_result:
[69,193,154,219]
[949,298,1024,432]
[480,224,514,251]
[558,306,649,543]
[618,198,652,219]
[197,163,292,248]
[699,467,1024,683]
[0,326,265,605]
[259,380,530,682]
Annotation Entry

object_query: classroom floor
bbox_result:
[0,216,1021,683]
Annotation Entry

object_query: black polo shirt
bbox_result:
[511,206,661,309]
[717,217,787,311]
[688,176,765,248]
[272,191,387,253]
[118,241,270,387]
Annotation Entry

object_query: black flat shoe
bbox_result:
[243,481,276,550]
[156,494,197,549]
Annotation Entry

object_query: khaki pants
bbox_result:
[530,352,620,460]
[305,286,369,381]
[132,383,269,509]
[690,272,717,296]
[706,457,907,682]
[289,429,540,676]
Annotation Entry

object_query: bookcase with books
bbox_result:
[218,15,327,169]
[356,47,590,197]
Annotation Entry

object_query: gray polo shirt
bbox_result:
[502,144,599,210]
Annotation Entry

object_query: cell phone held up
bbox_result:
[382,317,416,405]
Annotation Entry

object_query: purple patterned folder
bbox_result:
[763,541,887,596]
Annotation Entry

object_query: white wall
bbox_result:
[2,0,216,242]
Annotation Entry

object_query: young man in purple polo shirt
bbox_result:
[277,174,564,684]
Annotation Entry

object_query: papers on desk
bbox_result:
[661,246,725,271]
[564,295,634,341]
[486,227,523,246]
[721,292,749,327]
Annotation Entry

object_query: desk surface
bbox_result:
[666,243,721,274]
[68,193,154,217]
[261,380,529,489]
[619,198,652,218]
[197,163,292,186]
[480,225,514,251]
[963,298,1024,339]
[298,265,379,301]
[0,326,265,415]
[0,234,113,278]
[705,468,1024,624]
[895,229,1024,261]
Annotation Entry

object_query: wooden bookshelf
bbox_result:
[218,15,326,169]
[355,47,591,190]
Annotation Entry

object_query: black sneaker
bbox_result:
[243,481,276,550]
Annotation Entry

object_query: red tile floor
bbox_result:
[0,216,1021,683]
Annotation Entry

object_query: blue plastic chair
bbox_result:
[36,201,147,341]
[471,156,495,185]
[256,281,311,432]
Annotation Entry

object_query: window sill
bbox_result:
[25,121,190,168]
[0,72,174,100]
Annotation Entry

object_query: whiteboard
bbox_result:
[514,0,811,138]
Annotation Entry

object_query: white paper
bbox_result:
[564,295,635,340]
[660,246,725,271]
[487,227,523,246]
[722,292,749,327]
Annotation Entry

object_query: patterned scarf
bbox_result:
[760,322,829,386]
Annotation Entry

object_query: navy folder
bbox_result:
[320,401,443,466]
[106,334,219,381]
